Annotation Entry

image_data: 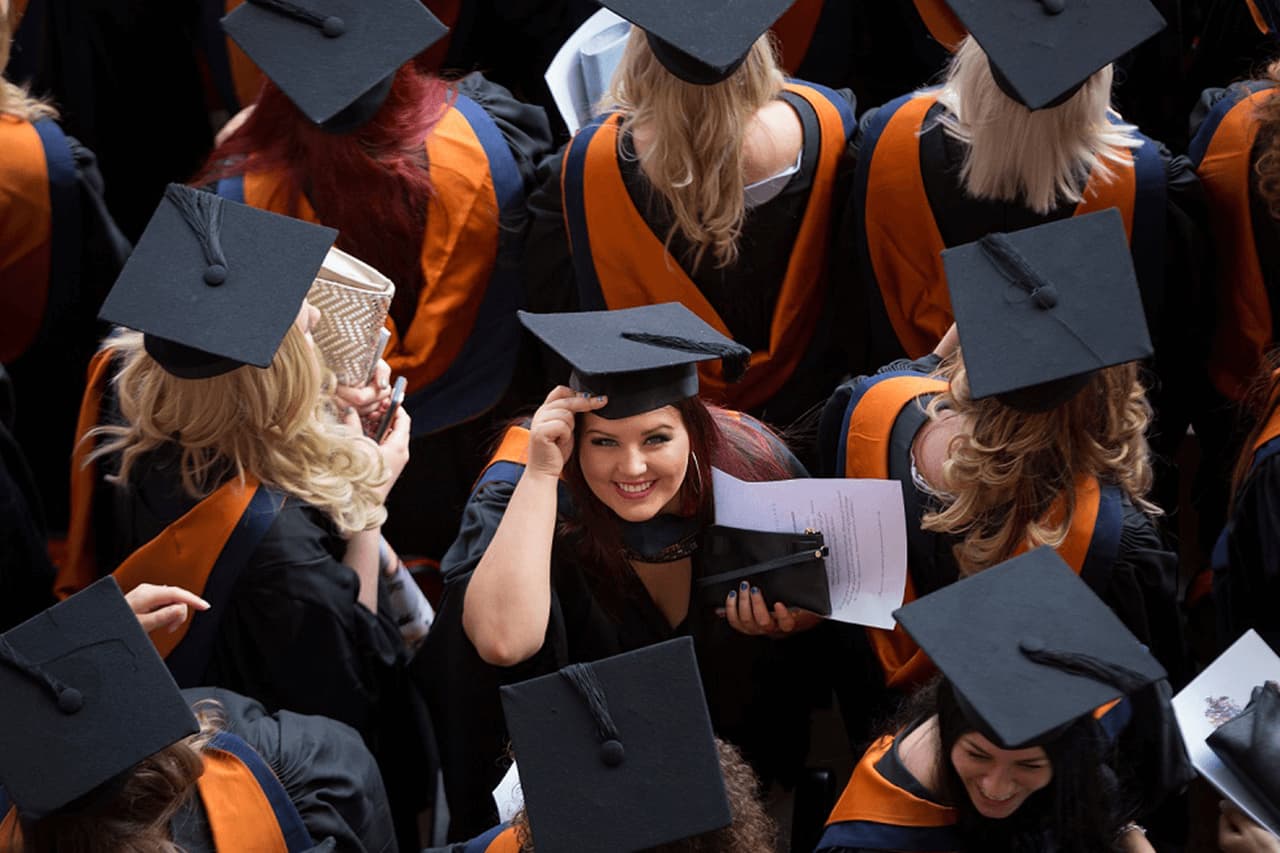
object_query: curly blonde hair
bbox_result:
[87,327,388,536]
[921,353,1157,575]
[604,27,785,271]
[1251,60,1280,219]
[935,36,1142,216]
[0,3,57,122]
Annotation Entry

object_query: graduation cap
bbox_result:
[0,577,199,819]
[894,546,1166,749]
[98,184,338,379]
[1246,0,1280,35]
[944,0,1166,110]
[942,207,1152,412]
[222,0,448,129]
[598,0,792,85]
[499,638,732,853]
[518,303,751,419]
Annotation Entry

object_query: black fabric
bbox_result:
[1217,449,1280,654]
[0,370,56,633]
[1206,682,1280,829]
[696,525,831,615]
[5,134,129,534]
[93,437,433,850]
[170,687,397,853]
[523,87,859,429]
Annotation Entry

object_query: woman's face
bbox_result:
[578,406,691,523]
[949,731,1053,820]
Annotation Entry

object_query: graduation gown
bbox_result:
[0,114,129,533]
[1215,380,1280,653]
[57,353,434,852]
[421,414,831,840]
[819,355,1187,690]
[523,83,858,431]
[0,368,55,632]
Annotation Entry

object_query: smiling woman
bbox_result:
[421,304,822,838]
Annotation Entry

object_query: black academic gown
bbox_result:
[421,446,837,840]
[171,687,397,852]
[1218,445,1280,654]
[0,368,55,632]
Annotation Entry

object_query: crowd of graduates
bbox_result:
[4,0,1280,850]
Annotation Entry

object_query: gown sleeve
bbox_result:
[181,686,399,853]
[1220,453,1280,652]
[453,73,554,196]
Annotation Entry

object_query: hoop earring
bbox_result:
[688,451,703,498]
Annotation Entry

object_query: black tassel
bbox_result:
[561,663,626,767]
[0,636,82,714]
[246,0,345,37]
[620,332,752,383]
[165,185,230,286]
[1019,643,1152,694]
[977,233,1059,310]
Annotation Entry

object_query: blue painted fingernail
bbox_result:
[740,581,749,591]
[595,395,607,402]
[751,586,760,596]
[580,391,591,398]
[728,590,736,599]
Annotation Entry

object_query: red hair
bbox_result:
[559,398,798,605]
[197,65,453,330]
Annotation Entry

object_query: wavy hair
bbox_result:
[0,3,57,122]
[604,28,785,271]
[935,36,1142,215]
[511,738,776,852]
[87,328,388,536]
[11,701,225,852]
[1251,60,1280,219]
[921,353,1156,575]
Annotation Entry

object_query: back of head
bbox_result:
[605,28,784,270]
[935,36,1139,215]
[922,353,1154,574]
[0,4,55,122]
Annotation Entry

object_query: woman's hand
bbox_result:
[1219,802,1280,853]
[125,584,210,634]
[334,359,392,423]
[526,386,608,480]
[370,406,411,501]
[721,583,821,637]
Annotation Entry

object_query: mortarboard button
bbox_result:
[600,739,626,767]
[1040,0,1065,14]
[322,15,345,36]
[1020,636,1045,654]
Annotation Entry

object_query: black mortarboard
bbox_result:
[599,0,793,85]
[945,0,1166,110]
[518,303,751,419]
[98,185,337,379]
[500,638,731,853]
[894,546,1166,749]
[0,577,198,819]
[942,208,1152,412]
[222,0,448,129]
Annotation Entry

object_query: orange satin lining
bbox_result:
[197,747,290,853]
[0,116,53,363]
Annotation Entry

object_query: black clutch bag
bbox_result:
[1207,681,1280,831]
[694,525,831,617]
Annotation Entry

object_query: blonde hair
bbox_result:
[604,28,785,270]
[0,3,57,122]
[88,328,388,536]
[921,353,1157,575]
[934,36,1141,215]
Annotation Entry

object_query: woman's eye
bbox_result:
[644,434,672,445]
[590,437,618,447]
[965,751,988,762]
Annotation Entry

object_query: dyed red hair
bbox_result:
[197,65,452,330]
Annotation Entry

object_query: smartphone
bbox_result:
[374,376,407,443]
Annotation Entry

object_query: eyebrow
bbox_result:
[584,424,676,438]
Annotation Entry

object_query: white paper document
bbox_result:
[491,760,524,824]
[711,469,908,628]
[1172,630,1280,837]
[544,8,630,134]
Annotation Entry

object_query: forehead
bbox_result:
[959,731,1049,763]
[582,405,684,434]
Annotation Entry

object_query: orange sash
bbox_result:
[1247,0,1276,33]
[863,91,1139,359]
[1192,85,1280,400]
[827,734,957,830]
[57,348,116,597]
[844,375,1106,688]
[243,103,501,400]
[771,0,825,73]
[567,83,851,412]
[197,747,290,853]
[912,0,967,50]
[0,115,53,363]
[485,825,522,853]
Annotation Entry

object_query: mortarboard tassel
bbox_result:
[0,636,83,714]
[245,0,346,37]
[620,332,752,383]
[561,662,627,767]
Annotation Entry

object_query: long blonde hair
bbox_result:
[934,36,1141,215]
[921,353,1156,575]
[604,28,785,271]
[88,328,388,535]
[0,3,57,122]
